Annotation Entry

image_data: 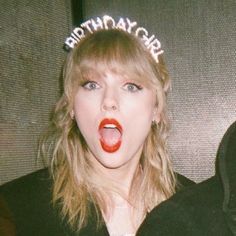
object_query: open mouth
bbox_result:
[98,118,123,153]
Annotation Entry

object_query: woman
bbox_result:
[0,16,193,236]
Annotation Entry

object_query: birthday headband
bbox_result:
[64,15,164,63]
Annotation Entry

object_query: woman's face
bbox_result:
[73,70,159,170]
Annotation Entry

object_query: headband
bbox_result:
[64,15,164,63]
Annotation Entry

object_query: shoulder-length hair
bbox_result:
[40,29,176,231]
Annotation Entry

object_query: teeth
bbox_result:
[104,124,116,128]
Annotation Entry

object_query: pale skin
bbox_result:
[72,70,160,234]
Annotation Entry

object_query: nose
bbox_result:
[101,88,119,112]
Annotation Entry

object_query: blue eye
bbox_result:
[123,83,143,92]
[82,81,100,90]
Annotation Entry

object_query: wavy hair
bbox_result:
[40,29,176,231]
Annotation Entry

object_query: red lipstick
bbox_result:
[98,118,123,153]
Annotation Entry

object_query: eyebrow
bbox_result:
[80,65,154,89]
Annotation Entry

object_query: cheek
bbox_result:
[73,93,100,133]
[122,93,156,119]
[122,96,156,136]
[74,92,99,116]
[124,102,153,149]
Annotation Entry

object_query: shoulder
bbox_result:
[158,176,222,218]
[0,169,103,236]
[172,175,221,205]
[0,168,51,195]
[0,168,52,215]
[153,175,221,219]
[175,172,195,190]
[0,169,70,236]
[0,168,53,212]
[137,176,232,235]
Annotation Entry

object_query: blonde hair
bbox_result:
[40,29,176,231]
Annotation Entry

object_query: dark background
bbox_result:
[0,0,235,184]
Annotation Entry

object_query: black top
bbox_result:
[136,121,236,236]
[0,168,194,236]
[136,176,232,236]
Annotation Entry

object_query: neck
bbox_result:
[89,149,143,196]
[98,162,141,197]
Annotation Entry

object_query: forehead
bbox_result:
[79,62,154,88]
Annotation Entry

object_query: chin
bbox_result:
[96,154,128,169]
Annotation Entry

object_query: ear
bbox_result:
[70,110,75,119]
[152,107,161,124]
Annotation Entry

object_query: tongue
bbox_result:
[100,128,121,146]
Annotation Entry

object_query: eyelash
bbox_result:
[80,80,143,92]
[81,81,100,90]
[123,82,143,92]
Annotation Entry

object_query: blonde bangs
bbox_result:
[71,29,160,88]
